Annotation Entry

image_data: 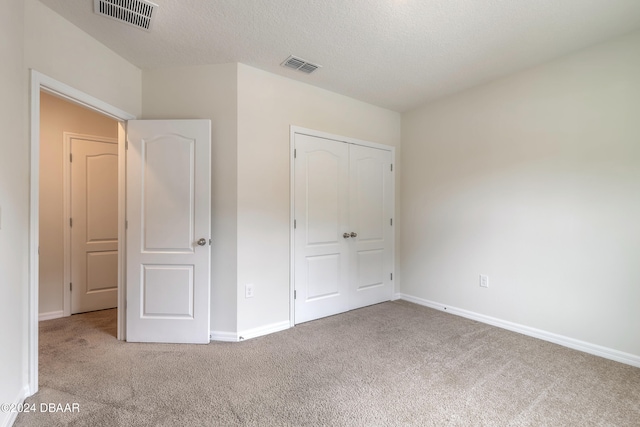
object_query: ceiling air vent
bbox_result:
[94,0,158,32]
[281,56,322,74]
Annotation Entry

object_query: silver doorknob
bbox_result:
[350,232,357,238]
[343,232,351,239]
[197,238,207,246]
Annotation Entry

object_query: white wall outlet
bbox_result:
[479,274,489,288]
[245,283,254,298]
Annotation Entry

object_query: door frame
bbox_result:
[289,126,395,327]
[63,132,119,316]
[28,70,135,395]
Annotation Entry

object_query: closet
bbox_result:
[293,131,394,324]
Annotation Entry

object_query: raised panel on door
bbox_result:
[294,134,350,324]
[126,120,211,343]
[71,138,118,314]
[142,265,194,317]
[349,144,393,309]
[143,136,195,252]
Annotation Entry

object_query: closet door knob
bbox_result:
[350,232,357,238]
[343,232,351,239]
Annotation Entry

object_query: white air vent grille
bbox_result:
[94,0,158,31]
[281,56,322,74]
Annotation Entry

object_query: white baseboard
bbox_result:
[238,320,290,341]
[392,292,402,301]
[210,320,291,343]
[1,385,29,427]
[210,330,238,342]
[39,310,64,321]
[399,293,640,368]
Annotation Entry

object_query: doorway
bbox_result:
[29,70,135,395]
[66,134,119,314]
[39,92,119,318]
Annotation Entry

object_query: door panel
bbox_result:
[353,156,385,242]
[86,251,118,292]
[306,149,343,245]
[306,254,341,299]
[349,144,393,309]
[143,136,195,251]
[142,265,194,317]
[126,120,211,343]
[71,138,118,314]
[294,134,349,324]
[355,249,384,290]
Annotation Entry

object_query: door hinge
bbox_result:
[294,149,297,158]
[294,219,296,229]
[125,220,128,230]
[70,153,73,162]
[70,282,72,291]
[125,140,128,150]
[390,218,393,226]
[390,164,393,172]
[209,239,212,245]
[390,273,393,281]
[70,218,73,227]
[294,290,297,299]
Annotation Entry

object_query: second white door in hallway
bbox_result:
[70,136,118,314]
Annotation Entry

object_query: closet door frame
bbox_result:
[289,126,395,327]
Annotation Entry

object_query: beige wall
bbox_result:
[0,0,28,423]
[236,64,401,332]
[401,31,640,357]
[142,64,239,334]
[39,92,118,316]
[24,0,141,117]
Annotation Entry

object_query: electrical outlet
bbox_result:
[245,283,254,298]
[479,274,489,288]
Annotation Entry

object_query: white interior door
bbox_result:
[294,132,394,324]
[294,134,350,323]
[126,120,211,343]
[349,144,393,309]
[70,137,118,314]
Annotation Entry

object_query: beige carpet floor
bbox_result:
[15,301,640,426]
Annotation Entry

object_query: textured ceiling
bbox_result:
[38,0,640,112]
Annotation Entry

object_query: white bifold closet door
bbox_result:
[294,133,393,324]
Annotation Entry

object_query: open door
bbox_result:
[126,120,211,343]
